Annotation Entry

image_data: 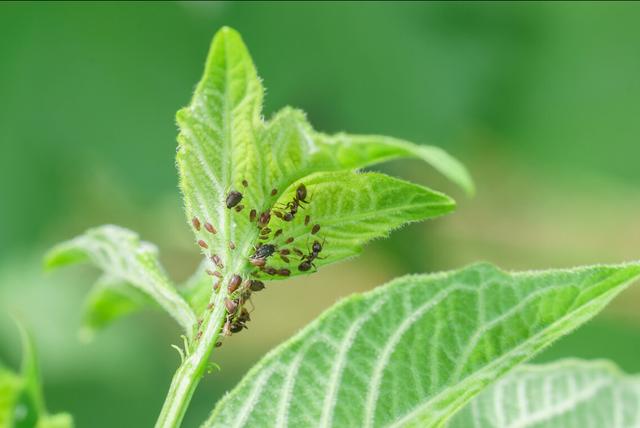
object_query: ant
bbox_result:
[298,239,325,272]
[274,183,310,222]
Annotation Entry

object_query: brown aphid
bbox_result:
[260,227,272,235]
[285,237,294,244]
[205,269,216,276]
[222,321,232,336]
[271,188,278,196]
[207,303,215,310]
[258,211,271,228]
[204,222,217,234]
[263,266,277,275]
[195,331,203,340]
[279,249,290,255]
[197,319,203,327]
[274,229,283,238]
[192,217,201,231]
[213,271,223,278]
[249,280,265,292]
[277,268,291,277]
[249,209,257,222]
[259,235,269,240]
[280,255,290,263]
[304,215,310,226]
[226,190,243,208]
[273,210,283,219]
[211,254,223,268]
[198,239,209,249]
[229,241,236,250]
[235,204,244,212]
[311,224,321,234]
[293,248,304,257]
[225,299,238,314]
[249,257,266,267]
[213,281,221,290]
[242,179,248,187]
[228,274,242,293]
[215,341,223,348]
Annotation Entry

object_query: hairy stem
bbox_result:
[154,277,230,428]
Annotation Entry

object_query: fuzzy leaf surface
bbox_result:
[203,262,640,428]
[44,225,196,336]
[449,359,640,428]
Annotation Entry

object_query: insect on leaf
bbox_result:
[449,359,640,428]
[202,261,640,428]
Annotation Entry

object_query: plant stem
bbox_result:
[155,283,230,428]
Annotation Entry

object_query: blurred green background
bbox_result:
[2,2,640,426]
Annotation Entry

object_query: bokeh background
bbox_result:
[2,2,640,426]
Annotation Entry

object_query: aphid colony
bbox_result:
[190,180,325,346]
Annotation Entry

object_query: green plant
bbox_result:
[34,27,639,427]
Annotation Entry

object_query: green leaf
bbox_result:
[449,359,640,427]
[0,367,22,428]
[176,26,465,291]
[1,324,74,428]
[203,262,640,428]
[45,225,196,337]
[79,275,154,341]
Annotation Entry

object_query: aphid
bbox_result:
[304,215,310,226]
[204,222,216,234]
[249,209,257,222]
[280,255,290,263]
[249,280,265,292]
[238,308,251,323]
[207,303,214,310]
[192,217,201,231]
[271,188,278,196]
[198,239,208,249]
[228,274,242,293]
[197,319,203,327]
[235,204,244,212]
[311,224,321,234]
[273,210,283,219]
[215,341,223,348]
[292,248,304,257]
[229,241,236,250]
[285,237,294,244]
[277,268,291,277]
[205,269,216,276]
[279,249,290,255]
[226,190,243,208]
[253,244,276,259]
[225,299,238,314]
[211,254,223,268]
[274,229,283,238]
[263,266,277,275]
[258,211,271,228]
[249,257,266,267]
[222,321,232,336]
[260,227,272,235]
[242,179,248,187]
[213,281,221,290]
[196,331,203,340]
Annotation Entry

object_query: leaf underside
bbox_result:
[203,261,640,428]
[449,359,640,428]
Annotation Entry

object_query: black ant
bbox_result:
[298,239,325,272]
[274,183,310,222]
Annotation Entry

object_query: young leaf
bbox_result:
[44,225,196,337]
[79,275,154,341]
[203,262,640,428]
[449,359,640,427]
[1,323,74,428]
[176,27,467,290]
